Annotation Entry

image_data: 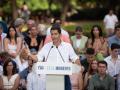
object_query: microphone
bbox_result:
[56,46,65,63]
[45,46,53,62]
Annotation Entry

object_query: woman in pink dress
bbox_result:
[87,25,108,60]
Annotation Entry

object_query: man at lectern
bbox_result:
[30,24,81,90]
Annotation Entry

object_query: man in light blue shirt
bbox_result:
[108,24,120,46]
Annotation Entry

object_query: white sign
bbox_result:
[35,62,72,75]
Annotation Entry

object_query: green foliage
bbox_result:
[2,1,11,14]
[17,0,49,11]
[1,0,80,14]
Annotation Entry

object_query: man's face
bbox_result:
[116,28,120,38]
[98,63,107,75]
[75,30,82,38]
[51,30,61,43]
[30,26,38,36]
[111,49,119,56]
[109,10,113,15]
[27,23,33,30]
[86,54,95,63]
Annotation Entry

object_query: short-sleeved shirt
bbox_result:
[108,35,120,47]
[104,14,118,30]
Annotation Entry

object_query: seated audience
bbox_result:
[84,60,98,90]
[81,48,96,76]
[24,25,43,54]
[87,25,108,61]
[104,43,120,90]
[0,58,20,90]
[108,24,120,54]
[19,56,34,90]
[4,26,22,59]
[88,61,115,90]
[71,26,88,60]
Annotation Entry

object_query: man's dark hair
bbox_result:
[50,23,61,34]
[3,58,17,76]
[75,26,83,32]
[115,24,120,32]
[86,48,95,55]
[111,43,120,50]
[53,17,61,24]
[98,61,107,67]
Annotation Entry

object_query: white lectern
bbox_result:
[46,75,64,90]
[35,62,72,90]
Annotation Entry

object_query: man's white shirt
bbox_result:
[37,41,78,63]
[104,55,120,77]
[104,14,118,29]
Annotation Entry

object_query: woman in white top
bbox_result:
[0,58,20,90]
[4,26,22,59]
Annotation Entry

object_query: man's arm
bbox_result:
[68,44,81,65]
[28,54,38,63]
[74,59,81,65]
[28,46,45,62]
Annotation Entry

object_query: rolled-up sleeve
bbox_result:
[69,44,79,62]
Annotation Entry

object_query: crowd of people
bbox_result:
[0,9,120,90]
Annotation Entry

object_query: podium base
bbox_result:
[46,75,64,90]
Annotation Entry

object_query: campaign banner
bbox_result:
[35,62,72,75]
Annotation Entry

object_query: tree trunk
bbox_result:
[47,0,53,16]
[11,0,18,20]
[61,0,69,21]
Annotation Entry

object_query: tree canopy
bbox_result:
[0,0,120,21]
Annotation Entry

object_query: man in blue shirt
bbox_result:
[108,24,120,47]
[19,56,34,90]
